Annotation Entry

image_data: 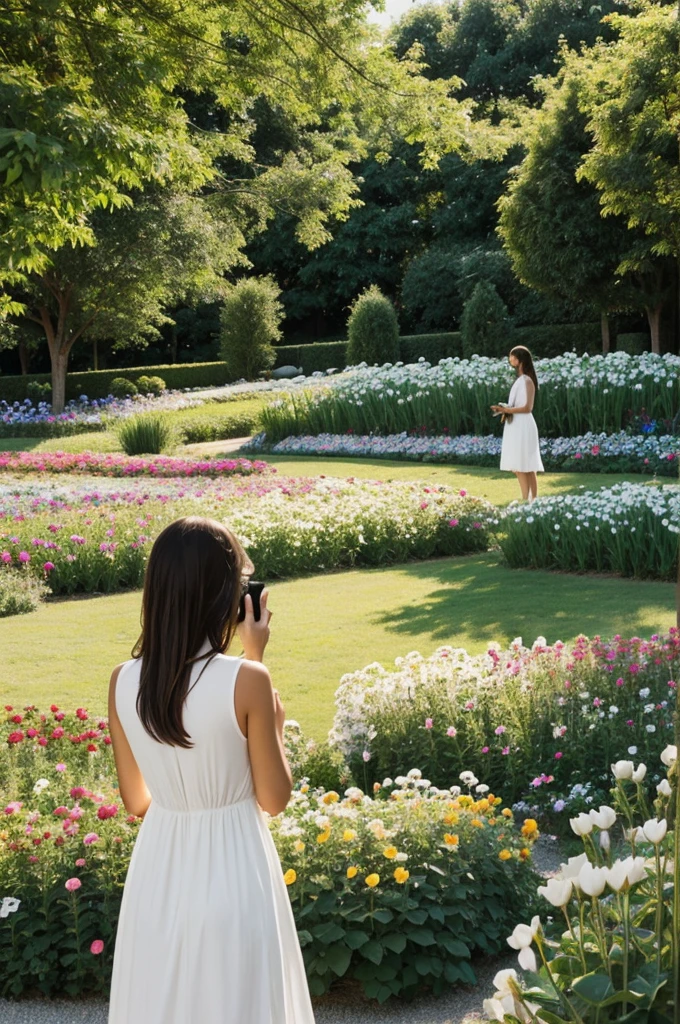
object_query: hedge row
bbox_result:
[0,324,607,402]
[0,362,231,403]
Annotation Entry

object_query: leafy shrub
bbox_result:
[0,570,47,617]
[347,285,400,366]
[330,633,680,817]
[617,331,649,355]
[0,363,232,404]
[110,377,138,398]
[219,276,283,381]
[135,375,166,396]
[26,381,51,403]
[0,706,539,1000]
[179,411,260,444]
[116,413,174,455]
[275,341,348,374]
[511,322,601,358]
[399,333,462,363]
[460,281,513,359]
[284,723,350,793]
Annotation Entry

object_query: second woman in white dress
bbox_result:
[491,345,544,502]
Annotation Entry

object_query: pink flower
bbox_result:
[90,940,104,955]
[591,445,600,456]
[76,708,88,721]
[494,725,506,735]
[18,551,30,563]
[43,561,55,572]
[65,878,82,892]
[448,518,459,528]
[4,802,22,815]
[424,718,433,730]
[446,726,457,738]
[554,751,563,760]
[616,678,624,687]
[7,731,24,744]
[574,453,582,460]
[481,746,489,754]
[55,763,66,772]
[459,489,467,497]
[420,502,428,510]
[1,551,11,563]
[502,746,510,755]
[75,858,86,867]
[70,787,87,799]
[362,751,371,762]
[83,833,99,845]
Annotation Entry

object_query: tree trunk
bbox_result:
[50,348,70,413]
[18,339,29,375]
[646,304,662,354]
[170,324,178,364]
[600,312,610,354]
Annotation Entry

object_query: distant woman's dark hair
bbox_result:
[510,345,539,392]
[133,517,253,748]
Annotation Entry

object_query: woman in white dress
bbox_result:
[491,345,544,502]
[107,516,315,1024]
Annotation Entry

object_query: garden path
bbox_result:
[0,839,561,1024]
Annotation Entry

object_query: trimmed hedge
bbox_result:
[617,332,649,355]
[399,332,461,363]
[273,341,347,374]
[511,322,601,358]
[0,362,231,403]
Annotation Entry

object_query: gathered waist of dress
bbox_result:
[148,795,258,816]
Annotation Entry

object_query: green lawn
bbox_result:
[1,553,673,738]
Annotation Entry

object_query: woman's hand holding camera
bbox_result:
[237,588,272,664]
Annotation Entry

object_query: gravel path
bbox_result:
[0,838,563,1024]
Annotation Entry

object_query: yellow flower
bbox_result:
[317,828,331,844]
[293,840,305,853]
[322,791,339,805]
[383,846,398,859]
[459,795,473,808]
[284,869,297,885]
[0,830,8,841]
[347,866,358,879]
[365,873,380,888]
[444,812,459,826]
[300,784,309,794]
[502,808,513,819]
[519,847,531,862]
[342,829,356,842]
[444,833,459,846]
[477,799,490,813]
[393,867,410,884]
[487,793,496,804]
[494,796,503,806]
[488,817,497,826]
[498,849,512,862]
[471,818,484,829]
[521,818,539,839]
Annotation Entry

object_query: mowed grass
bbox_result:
[0,553,673,738]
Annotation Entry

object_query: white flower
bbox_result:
[628,746,638,756]
[657,779,672,798]
[661,745,677,767]
[557,853,589,889]
[507,916,541,950]
[537,878,573,908]
[632,763,647,783]
[459,771,478,787]
[589,805,616,830]
[395,852,408,862]
[639,687,650,699]
[475,784,490,794]
[382,778,393,788]
[578,862,608,897]
[606,859,629,893]
[0,897,20,918]
[599,830,610,853]
[517,947,537,972]
[570,813,594,836]
[642,818,668,845]
[625,857,647,886]
[32,778,50,795]
[611,760,635,780]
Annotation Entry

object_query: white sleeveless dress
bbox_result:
[499,374,544,473]
[109,646,315,1024]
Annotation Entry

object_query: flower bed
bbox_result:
[0,451,269,478]
[0,392,206,438]
[329,633,680,821]
[492,748,678,1022]
[499,482,679,581]
[0,477,496,598]
[259,352,680,442]
[248,430,680,476]
[0,706,538,1000]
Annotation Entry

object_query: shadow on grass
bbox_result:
[368,553,675,645]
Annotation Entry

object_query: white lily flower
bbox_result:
[642,818,668,845]
[605,860,629,893]
[578,862,607,897]
[599,830,610,853]
[557,853,589,887]
[570,813,593,836]
[589,805,616,830]
[492,968,520,996]
[537,877,573,908]
[518,946,537,972]
[660,745,677,767]
[625,857,647,886]
[507,916,541,950]
[657,779,672,798]
[611,760,634,780]
[632,763,647,783]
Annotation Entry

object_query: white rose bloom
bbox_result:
[632,764,647,783]
[657,779,672,798]
[537,878,573,908]
[578,863,608,897]
[589,805,616,830]
[611,760,634,780]
[606,860,629,893]
[661,745,677,767]
[507,916,541,950]
[570,813,594,837]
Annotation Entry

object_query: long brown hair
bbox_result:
[133,517,253,748]
[510,345,539,392]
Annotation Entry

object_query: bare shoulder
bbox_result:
[237,659,274,710]
[524,375,535,392]
[108,662,128,701]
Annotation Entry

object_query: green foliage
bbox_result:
[511,323,601,358]
[617,333,649,355]
[0,570,46,617]
[110,378,138,399]
[25,381,51,403]
[347,286,400,366]
[116,414,175,456]
[0,362,231,403]
[135,376,166,397]
[275,342,348,375]
[460,281,512,359]
[219,277,283,382]
[399,333,462,363]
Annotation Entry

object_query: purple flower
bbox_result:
[362,751,371,763]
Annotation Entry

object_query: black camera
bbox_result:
[238,581,265,623]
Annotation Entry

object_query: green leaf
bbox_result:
[408,927,437,947]
[536,1013,570,1024]
[297,929,313,947]
[404,909,428,925]
[324,943,352,977]
[311,921,345,944]
[343,930,370,950]
[572,973,615,1005]
[382,933,407,954]
[414,954,433,976]
[439,934,470,958]
[360,940,384,965]
[372,908,393,924]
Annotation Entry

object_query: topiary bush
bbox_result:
[219,276,283,381]
[110,377,138,398]
[346,285,400,366]
[0,570,47,617]
[116,413,174,455]
[135,375,166,396]
[460,281,513,359]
